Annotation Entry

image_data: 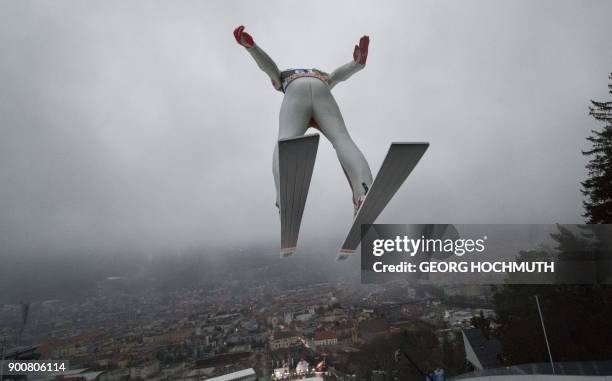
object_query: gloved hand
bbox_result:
[353,35,369,65]
[233,25,254,48]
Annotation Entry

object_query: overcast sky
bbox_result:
[1,0,611,256]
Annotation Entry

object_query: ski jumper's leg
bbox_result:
[311,81,373,204]
[273,79,313,206]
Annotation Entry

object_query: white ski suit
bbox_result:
[245,43,373,208]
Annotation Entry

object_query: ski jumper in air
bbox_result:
[233,26,373,214]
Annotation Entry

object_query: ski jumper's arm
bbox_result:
[233,26,282,91]
[328,61,364,89]
[328,35,369,90]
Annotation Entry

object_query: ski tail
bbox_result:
[279,134,320,257]
[337,142,429,260]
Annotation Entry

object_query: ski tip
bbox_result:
[280,247,296,258]
[336,249,355,261]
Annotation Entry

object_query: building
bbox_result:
[206,368,257,381]
[462,328,503,371]
[269,331,301,350]
[296,359,310,375]
[273,367,290,380]
[352,319,390,345]
[313,331,338,347]
[1,345,40,360]
[28,368,106,381]
[295,311,314,322]
[129,360,160,379]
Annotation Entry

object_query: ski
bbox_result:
[337,142,429,260]
[279,134,320,257]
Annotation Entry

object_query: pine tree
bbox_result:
[491,75,612,366]
[582,73,612,223]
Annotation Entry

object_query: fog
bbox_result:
[1,0,611,255]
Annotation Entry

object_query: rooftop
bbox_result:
[273,331,298,340]
[462,328,503,370]
[314,330,337,341]
[206,368,256,381]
